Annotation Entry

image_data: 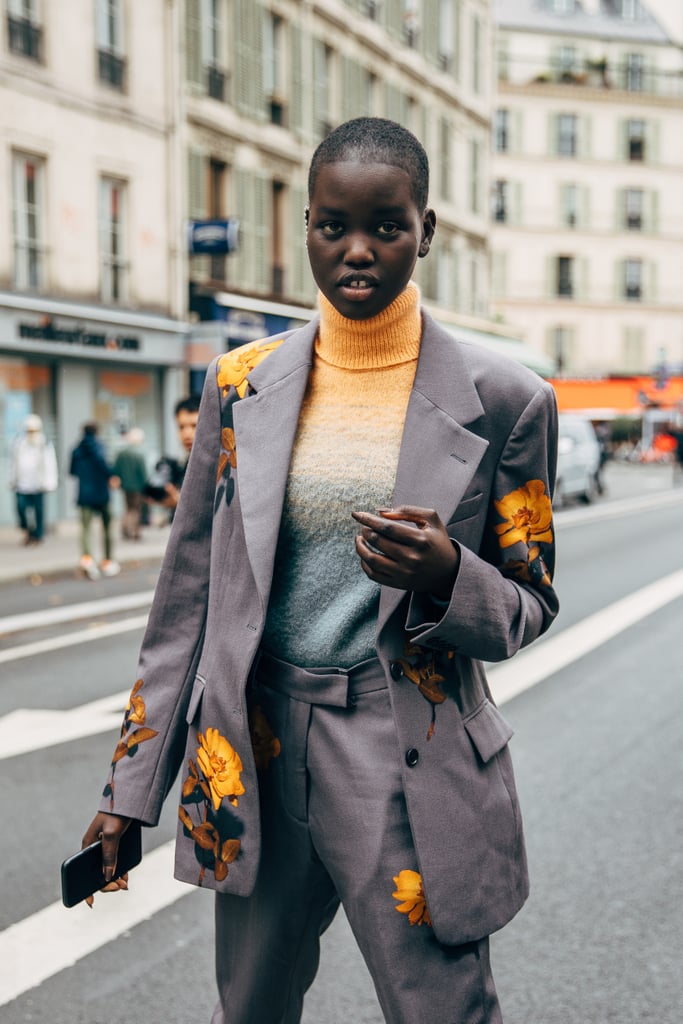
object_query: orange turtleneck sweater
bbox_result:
[261,282,422,668]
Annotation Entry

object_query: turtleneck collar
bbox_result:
[316,282,422,370]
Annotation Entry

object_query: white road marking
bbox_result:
[488,567,683,704]
[0,614,149,665]
[0,690,130,760]
[554,487,682,528]
[0,840,189,1007]
[0,591,154,637]
[1,566,682,1005]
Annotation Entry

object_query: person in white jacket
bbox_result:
[9,413,58,545]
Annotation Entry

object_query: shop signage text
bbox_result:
[18,317,140,351]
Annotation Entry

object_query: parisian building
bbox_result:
[490,0,683,378]
[0,0,189,526]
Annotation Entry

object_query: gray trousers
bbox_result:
[211,654,502,1024]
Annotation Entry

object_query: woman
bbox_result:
[82,118,559,1023]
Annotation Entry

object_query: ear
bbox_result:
[418,208,436,258]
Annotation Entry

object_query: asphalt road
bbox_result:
[1,483,682,1023]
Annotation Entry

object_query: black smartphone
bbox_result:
[61,822,143,908]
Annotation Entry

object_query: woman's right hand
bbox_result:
[81,811,133,905]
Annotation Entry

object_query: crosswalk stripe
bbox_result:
[0,841,190,1007]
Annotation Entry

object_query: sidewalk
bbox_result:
[0,460,678,586]
[0,515,172,585]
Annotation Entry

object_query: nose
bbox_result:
[344,232,374,265]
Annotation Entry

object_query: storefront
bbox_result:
[0,292,188,528]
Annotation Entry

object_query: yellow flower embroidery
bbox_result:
[392,870,432,927]
[103,679,158,810]
[217,427,237,481]
[197,728,245,811]
[216,339,284,399]
[494,479,553,550]
[249,704,282,771]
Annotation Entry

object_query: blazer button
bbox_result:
[405,747,419,767]
[389,661,404,680]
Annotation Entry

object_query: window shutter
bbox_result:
[185,0,203,85]
[617,118,627,160]
[289,186,314,303]
[233,168,253,290]
[578,257,589,301]
[422,0,440,67]
[648,190,659,234]
[253,172,271,293]
[385,82,402,123]
[646,120,660,164]
[615,259,624,301]
[615,187,624,231]
[511,181,523,225]
[385,0,403,40]
[290,24,305,136]
[548,113,557,156]
[512,110,523,153]
[95,0,108,48]
[580,185,591,228]
[580,115,592,159]
[646,261,657,303]
[491,250,507,297]
[188,148,207,218]
[234,0,264,118]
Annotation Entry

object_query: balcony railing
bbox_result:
[8,15,42,61]
[207,65,225,101]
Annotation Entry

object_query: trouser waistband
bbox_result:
[255,651,387,708]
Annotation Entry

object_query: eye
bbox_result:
[377,221,400,238]
[319,221,344,238]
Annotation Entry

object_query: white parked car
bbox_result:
[555,414,602,506]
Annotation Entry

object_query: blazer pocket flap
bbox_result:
[186,674,206,725]
[463,699,513,763]
[447,493,483,527]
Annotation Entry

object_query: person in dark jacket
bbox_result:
[69,423,120,579]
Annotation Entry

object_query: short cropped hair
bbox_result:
[308,117,430,212]
[174,395,201,417]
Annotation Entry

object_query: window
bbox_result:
[556,256,574,297]
[561,184,578,227]
[96,0,126,90]
[403,0,419,48]
[624,189,643,230]
[547,0,575,12]
[551,326,572,374]
[626,119,645,161]
[624,258,642,300]
[12,152,46,290]
[363,0,380,19]
[493,180,508,222]
[494,109,509,153]
[618,0,639,18]
[555,45,577,81]
[624,52,644,92]
[7,0,42,61]
[363,70,377,116]
[264,12,286,124]
[205,0,226,100]
[557,114,578,157]
[209,158,227,281]
[271,181,285,295]
[439,118,452,202]
[99,177,128,303]
[438,0,454,71]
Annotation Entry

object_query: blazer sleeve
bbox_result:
[97,361,222,825]
[406,381,560,663]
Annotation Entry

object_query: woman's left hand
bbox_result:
[352,506,459,600]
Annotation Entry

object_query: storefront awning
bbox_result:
[549,377,683,418]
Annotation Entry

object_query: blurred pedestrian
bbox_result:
[69,422,120,579]
[144,395,200,518]
[112,427,147,540]
[9,413,58,545]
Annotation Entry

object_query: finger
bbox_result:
[100,822,127,883]
[378,506,438,526]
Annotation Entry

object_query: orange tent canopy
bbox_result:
[549,376,683,416]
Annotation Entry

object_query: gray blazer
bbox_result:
[99,311,559,946]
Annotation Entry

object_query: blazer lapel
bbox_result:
[231,321,318,607]
[379,312,490,627]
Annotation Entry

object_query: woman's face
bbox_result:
[306,160,435,321]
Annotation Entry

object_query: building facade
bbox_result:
[491,0,683,378]
[0,0,188,525]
